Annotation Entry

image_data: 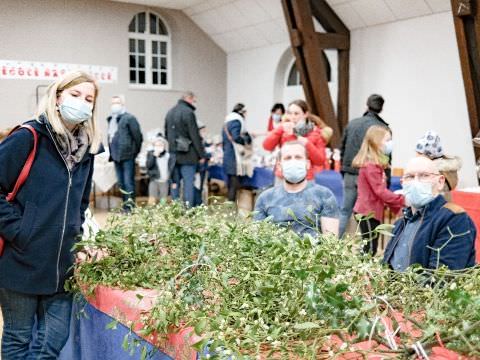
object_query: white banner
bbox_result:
[0,59,118,83]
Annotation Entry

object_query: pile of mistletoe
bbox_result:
[68,202,480,359]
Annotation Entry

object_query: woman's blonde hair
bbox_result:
[352,125,390,168]
[36,71,102,153]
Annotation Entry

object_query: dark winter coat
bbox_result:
[0,116,95,295]
[222,113,252,176]
[107,112,143,162]
[165,100,205,165]
[384,195,476,270]
[340,111,390,175]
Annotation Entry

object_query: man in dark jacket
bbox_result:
[165,91,205,207]
[107,95,143,210]
[339,94,391,237]
[384,156,476,271]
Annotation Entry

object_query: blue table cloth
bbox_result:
[208,165,274,190]
[60,298,175,360]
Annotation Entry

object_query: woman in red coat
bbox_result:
[352,125,404,255]
[263,99,328,181]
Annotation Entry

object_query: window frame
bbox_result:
[128,11,172,90]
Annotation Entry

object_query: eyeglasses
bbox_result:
[401,172,440,182]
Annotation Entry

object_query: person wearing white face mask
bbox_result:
[384,156,476,271]
[107,95,143,211]
[254,141,340,237]
[0,71,102,358]
[352,126,404,256]
[146,136,170,204]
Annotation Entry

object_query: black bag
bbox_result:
[175,136,191,152]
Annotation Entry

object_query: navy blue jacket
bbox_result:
[222,114,252,176]
[107,112,143,162]
[384,195,476,270]
[0,116,94,295]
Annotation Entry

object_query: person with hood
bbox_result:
[146,135,170,204]
[0,71,101,359]
[222,103,252,202]
[263,99,329,181]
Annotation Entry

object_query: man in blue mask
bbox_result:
[254,141,339,237]
[384,156,476,271]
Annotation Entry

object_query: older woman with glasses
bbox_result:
[383,156,476,272]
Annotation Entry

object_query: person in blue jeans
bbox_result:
[107,95,143,211]
[165,92,205,207]
[0,71,101,359]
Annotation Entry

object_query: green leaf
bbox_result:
[122,334,130,351]
[194,318,207,335]
[105,319,118,330]
[191,338,210,352]
[140,345,148,360]
[293,322,320,330]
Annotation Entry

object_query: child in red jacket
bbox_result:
[263,99,329,181]
[352,125,404,255]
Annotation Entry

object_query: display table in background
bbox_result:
[209,165,401,208]
[451,189,480,263]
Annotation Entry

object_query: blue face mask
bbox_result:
[403,180,435,208]
[383,140,393,155]
[59,95,93,125]
[272,113,282,123]
[282,160,307,184]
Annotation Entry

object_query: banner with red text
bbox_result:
[0,60,118,83]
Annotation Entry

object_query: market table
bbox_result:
[208,165,274,190]
[451,188,480,262]
[59,286,201,360]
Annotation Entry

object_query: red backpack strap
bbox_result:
[5,125,38,202]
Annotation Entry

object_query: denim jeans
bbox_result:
[114,159,136,210]
[171,164,197,207]
[0,289,72,360]
[339,173,358,237]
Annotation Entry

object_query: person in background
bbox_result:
[194,121,212,206]
[352,126,404,255]
[164,91,205,207]
[0,71,101,359]
[263,99,328,181]
[415,130,462,202]
[222,103,252,202]
[384,156,476,271]
[254,141,339,237]
[107,95,143,211]
[146,135,170,204]
[339,94,391,237]
[267,103,285,131]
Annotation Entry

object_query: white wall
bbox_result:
[350,12,477,188]
[0,0,227,140]
[227,42,289,134]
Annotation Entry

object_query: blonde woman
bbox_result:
[352,126,404,255]
[0,71,101,358]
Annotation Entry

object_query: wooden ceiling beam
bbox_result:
[317,33,349,50]
[309,0,349,35]
[451,0,480,158]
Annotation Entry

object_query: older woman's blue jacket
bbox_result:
[384,195,476,270]
[0,116,94,295]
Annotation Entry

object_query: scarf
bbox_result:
[54,125,90,170]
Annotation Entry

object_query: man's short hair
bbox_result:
[279,140,307,158]
[112,94,125,104]
[182,91,195,100]
[367,94,384,113]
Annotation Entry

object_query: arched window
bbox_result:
[287,52,331,86]
[128,12,171,88]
